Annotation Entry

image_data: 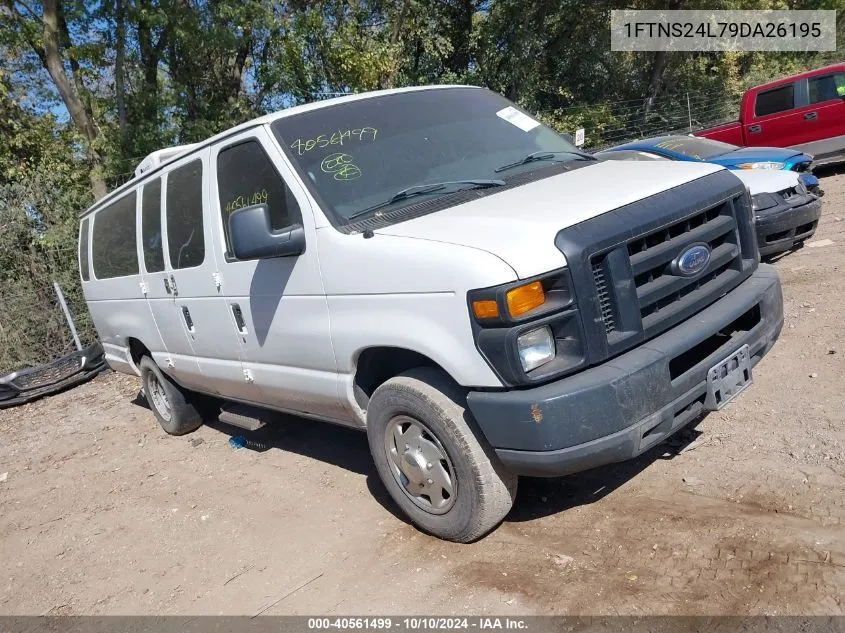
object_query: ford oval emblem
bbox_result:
[673,243,711,277]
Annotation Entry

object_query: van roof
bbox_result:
[134,144,201,177]
[80,84,478,218]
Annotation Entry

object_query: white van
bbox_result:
[79,86,783,542]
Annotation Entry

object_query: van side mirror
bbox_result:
[228,204,305,260]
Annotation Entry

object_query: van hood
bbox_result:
[376,159,725,278]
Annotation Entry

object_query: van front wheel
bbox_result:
[366,368,517,543]
[139,356,203,436]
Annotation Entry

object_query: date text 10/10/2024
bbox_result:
[307,618,528,630]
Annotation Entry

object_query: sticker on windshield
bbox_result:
[496,106,540,132]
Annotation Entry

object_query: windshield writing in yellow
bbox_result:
[291,127,378,156]
[320,153,362,181]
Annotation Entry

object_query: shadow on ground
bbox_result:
[815,163,845,179]
[508,421,703,522]
[132,389,705,530]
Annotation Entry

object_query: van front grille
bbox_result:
[626,200,742,332]
[554,169,756,366]
[592,256,616,334]
[585,191,750,348]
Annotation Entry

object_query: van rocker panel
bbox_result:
[465,265,783,476]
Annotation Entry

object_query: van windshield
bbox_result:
[271,88,588,226]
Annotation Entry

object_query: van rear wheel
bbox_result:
[139,356,203,436]
[366,367,517,543]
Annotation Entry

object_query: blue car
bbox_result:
[596,135,822,195]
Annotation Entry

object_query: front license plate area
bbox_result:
[704,344,752,411]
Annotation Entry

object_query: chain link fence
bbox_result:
[538,90,742,151]
[0,245,96,376]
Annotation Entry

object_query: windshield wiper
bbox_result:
[347,179,506,221]
[494,150,595,173]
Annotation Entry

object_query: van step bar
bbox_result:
[218,404,267,431]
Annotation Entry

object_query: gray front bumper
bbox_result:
[756,196,821,257]
[466,265,783,477]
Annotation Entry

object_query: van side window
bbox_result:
[92,192,139,279]
[166,160,205,269]
[754,84,795,117]
[141,178,165,272]
[216,140,301,255]
[79,218,90,281]
[809,73,845,104]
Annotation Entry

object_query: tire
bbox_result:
[139,356,204,436]
[367,367,517,543]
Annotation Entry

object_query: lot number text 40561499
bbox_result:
[307,618,529,630]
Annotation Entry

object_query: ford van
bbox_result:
[79,86,784,542]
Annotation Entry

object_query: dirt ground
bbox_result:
[1,168,844,617]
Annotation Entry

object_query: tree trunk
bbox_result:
[446,0,475,74]
[390,0,411,45]
[384,0,411,87]
[643,0,682,118]
[115,0,128,147]
[137,0,165,97]
[643,50,669,117]
[41,0,107,199]
[227,27,252,107]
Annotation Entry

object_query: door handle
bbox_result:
[804,111,818,121]
[163,277,171,294]
[748,124,762,134]
[169,274,178,296]
[181,306,194,332]
[231,304,247,333]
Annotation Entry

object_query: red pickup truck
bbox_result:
[697,63,845,166]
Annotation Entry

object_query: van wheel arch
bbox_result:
[353,347,458,412]
[139,356,205,435]
[131,346,220,425]
[127,338,151,374]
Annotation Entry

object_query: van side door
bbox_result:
[137,175,201,386]
[209,128,346,423]
[160,150,262,402]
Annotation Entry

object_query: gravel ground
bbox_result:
[1,167,844,616]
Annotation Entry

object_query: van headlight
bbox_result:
[517,326,555,372]
[468,268,586,386]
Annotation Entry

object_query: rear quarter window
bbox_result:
[79,218,90,281]
[754,84,795,117]
[92,192,139,279]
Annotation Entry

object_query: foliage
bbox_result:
[0,0,842,370]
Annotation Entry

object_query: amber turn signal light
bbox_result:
[506,281,545,317]
[472,299,499,319]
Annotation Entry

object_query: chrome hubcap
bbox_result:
[384,416,456,514]
[147,373,172,422]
